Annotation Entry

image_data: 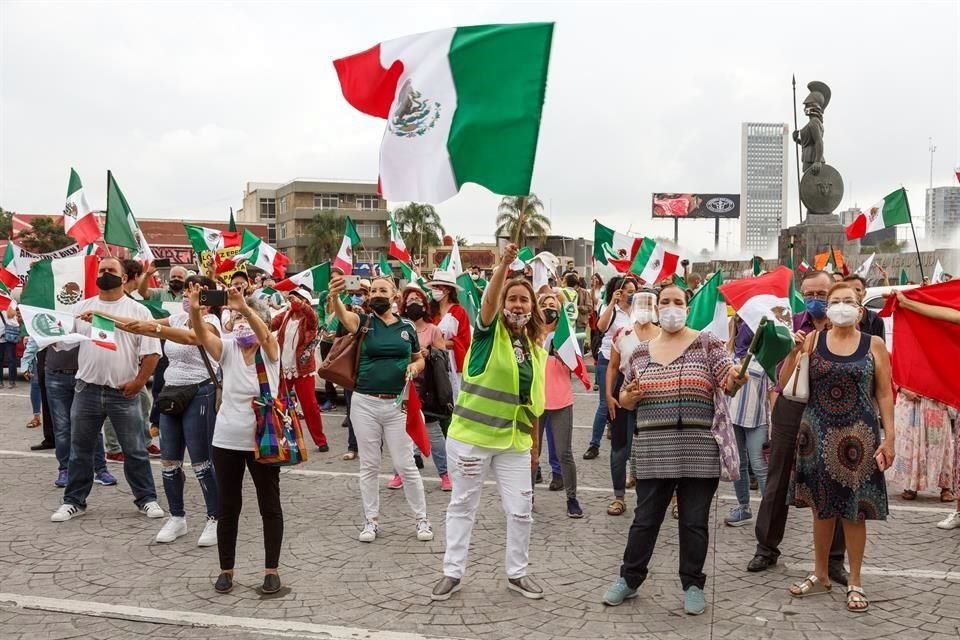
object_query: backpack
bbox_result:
[1,317,20,343]
[419,346,454,420]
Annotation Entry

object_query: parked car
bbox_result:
[863,285,918,351]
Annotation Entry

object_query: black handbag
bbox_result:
[420,346,454,420]
[155,346,218,416]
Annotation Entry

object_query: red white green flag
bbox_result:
[334,23,553,203]
[0,242,21,290]
[552,310,591,390]
[333,217,361,275]
[91,313,118,351]
[104,171,154,261]
[629,238,680,285]
[216,230,289,278]
[387,212,410,262]
[593,221,642,270]
[63,169,101,247]
[275,263,331,293]
[17,254,99,348]
[845,188,911,240]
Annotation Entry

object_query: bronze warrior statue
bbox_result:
[793,81,831,176]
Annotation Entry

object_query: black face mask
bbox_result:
[542,308,559,324]
[96,272,123,291]
[404,304,425,322]
[168,280,185,292]
[369,296,392,316]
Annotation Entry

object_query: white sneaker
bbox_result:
[937,512,960,530]
[416,518,434,541]
[358,521,379,543]
[50,504,85,522]
[197,517,218,547]
[155,516,188,543]
[140,501,165,519]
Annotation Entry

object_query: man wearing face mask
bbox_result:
[271,286,327,452]
[51,257,164,522]
[748,269,849,586]
[842,275,885,340]
[139,263,188,303]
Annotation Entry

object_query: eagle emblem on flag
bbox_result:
[388,79,441,138]
[56,282,83,306]
[63,202,78,220]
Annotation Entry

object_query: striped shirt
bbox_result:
[625,332,734,479]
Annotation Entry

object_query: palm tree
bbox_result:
[393,202,445,264]
[495,194,550,246]
[304,210,344,267]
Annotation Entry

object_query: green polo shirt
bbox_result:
[356,312,418,395]
[467,318,533,403]
[147,288,183,303]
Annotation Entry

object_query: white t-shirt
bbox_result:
[163,313,222,386]
[280,317,300,379]
[599,305,632,360]
[74,296,161,387]
[213,337,280,451]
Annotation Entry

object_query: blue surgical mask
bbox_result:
[351,295,365,307]
[805,298,827,320]
[626,294,635,306]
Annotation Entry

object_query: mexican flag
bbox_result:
[398,380,430,456]
[378,254,393,278]
[785,254,807,315]
[629,238,680,285]
[216,230,289,278]
[63,169,101,247]
[439,242,463,276]
[932,260,945,284]
[593,221,642,268]
[334,23,553,203]
[457,271,482,328]
[855,253,876,278]
[0,290,12,312]
[333,217,361,275]
[275,262,331,293]
[509,246,535,271]
[845,188,911,240]
[18,254,99,348]
[0,242,21,290]
[719,266,795,380]
[387,213,410,262]
[91,313,117,351]
[400,261,427,289]
[185,224,241,255]
[224,208,241,246]
[797,259,810,273]
[686,271,728,341]
[139,298,172,320]
[551,310,592,390]
[105,171,154,261]
[900,269,909,286]
[752,256,764,276]
[672,274,689,290]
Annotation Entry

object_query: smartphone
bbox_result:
[874,450,888,472]
[152,258,171,269]
[343,275,361,290]
[199,289,227,308]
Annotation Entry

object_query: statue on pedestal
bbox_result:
[794,80,843,216]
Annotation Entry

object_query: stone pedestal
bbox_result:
[778,214,854,273]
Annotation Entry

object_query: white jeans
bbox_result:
[442,437,533,580]
[351,392,427,522]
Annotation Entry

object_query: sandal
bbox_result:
[846,586,869,612]
[941,489,955,503]
[902,489,918,500]
[341,451,358,461]
[607,499,626,516]
[26,416,40,429]
[789,575,832,598]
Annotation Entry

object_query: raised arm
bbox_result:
[896,291,960,324]
[138,263,154,299]
[481,243,518,327]
[328,274,360,334]
[229,287,279,362]
[188,283,223,361]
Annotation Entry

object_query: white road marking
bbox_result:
[0,592,461,639]
[1,450,952,515]
[784,564,960,582]
[0,392,31,399]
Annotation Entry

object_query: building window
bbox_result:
[259,198,276,220]
[267,223,276,245]
[357,195,379,210]
[278,198,287,215]
[356,249,381,264]
[315,194,339,209]
[279,223,287,240]
[356,222,382,239]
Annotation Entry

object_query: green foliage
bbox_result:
[304,210,345,267]
[495,194,550,246]
[0,207,12,240]
[393,203,445,260]
[16,216,74,253]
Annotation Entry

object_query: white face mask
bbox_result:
[658,306,687,333]
[431,289,446,302]
[632,310,656,325]
[826,303,860,327]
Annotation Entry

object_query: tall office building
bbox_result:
[925,186,960,242]
[740,122,789,254]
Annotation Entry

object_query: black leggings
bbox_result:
[212,446,283,570]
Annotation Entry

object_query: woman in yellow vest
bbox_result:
[432,243,548,602]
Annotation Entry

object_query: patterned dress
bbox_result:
[892,394,954,493]
[790,332,889,521]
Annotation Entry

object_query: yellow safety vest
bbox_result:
[448,318,546,451]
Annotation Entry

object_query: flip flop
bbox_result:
[789,575,832,598]
[846,586,869,612]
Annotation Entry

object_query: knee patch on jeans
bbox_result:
[161,461,183,478]
[191,460,212,478]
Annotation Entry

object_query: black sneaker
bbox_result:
[828,564,849,587]
[431,576,462,601]
[262,573,282,594]
[548,475,564,491]
[214,572,233,593]
[317,444,329,453]
[414,454,424,469]
[508,576,544,600]
[567,497,584,519]
[582,446,600,460]
[746,555,777,572]
[535,468,543,484]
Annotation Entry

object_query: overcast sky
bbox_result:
[2,1,958,257]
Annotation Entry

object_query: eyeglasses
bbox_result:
[827,299,860,307]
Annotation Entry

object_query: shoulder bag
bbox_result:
[783,331,817,403]
[316,315,371,390]
[252,349,308,466]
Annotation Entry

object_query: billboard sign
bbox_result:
[652,193,740,219]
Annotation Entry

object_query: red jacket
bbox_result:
[272,307,319,378]
[440,303,470,373]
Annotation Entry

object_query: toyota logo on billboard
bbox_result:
[706,197,736,214]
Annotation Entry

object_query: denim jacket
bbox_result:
[21,337,38,375]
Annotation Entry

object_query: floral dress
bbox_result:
[789,332,889,521]
[892,394,954,493]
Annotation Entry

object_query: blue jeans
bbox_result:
[733,425,768,508]
[30,374,42,414]
[0,341,16,384]
[46,371,106,473]
[159,382,219,518]
[610,411,636,498]
[536,415,562,476]
[65,382,157,509]
[589,354,610,449]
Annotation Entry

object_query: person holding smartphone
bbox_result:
[783,280,895,613]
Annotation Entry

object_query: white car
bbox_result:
[863,285,918,351]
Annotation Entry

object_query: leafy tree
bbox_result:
[393,203,445,262]
[16,216,74,253]
[0,207,12,240]
[304,210,345,267]
[455,235,468,247]
[495,194,550,246]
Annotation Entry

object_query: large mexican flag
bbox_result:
[18,255,99,348]
[334,23,553,203]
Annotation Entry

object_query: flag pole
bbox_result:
[902,187,926,281]
[729,317,767,397]
[792,75,804,224]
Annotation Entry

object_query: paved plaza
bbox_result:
[1,386,959,640]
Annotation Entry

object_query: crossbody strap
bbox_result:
[253,348,273,400]
[352,315,372,372]
[197,346,221,390]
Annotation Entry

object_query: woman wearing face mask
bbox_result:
[784,281,894,614]
[584,277,636,461]
[432,244,547,602]
[190,285,283,595]
[604,289,660,516]
[427,271,471,399]
[387,286,452,491]
[100,276,222,548]
[328,274,432,544]
[538,292,586,518]
[603,284,744,615]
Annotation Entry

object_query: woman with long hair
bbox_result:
[432,244,548,602]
